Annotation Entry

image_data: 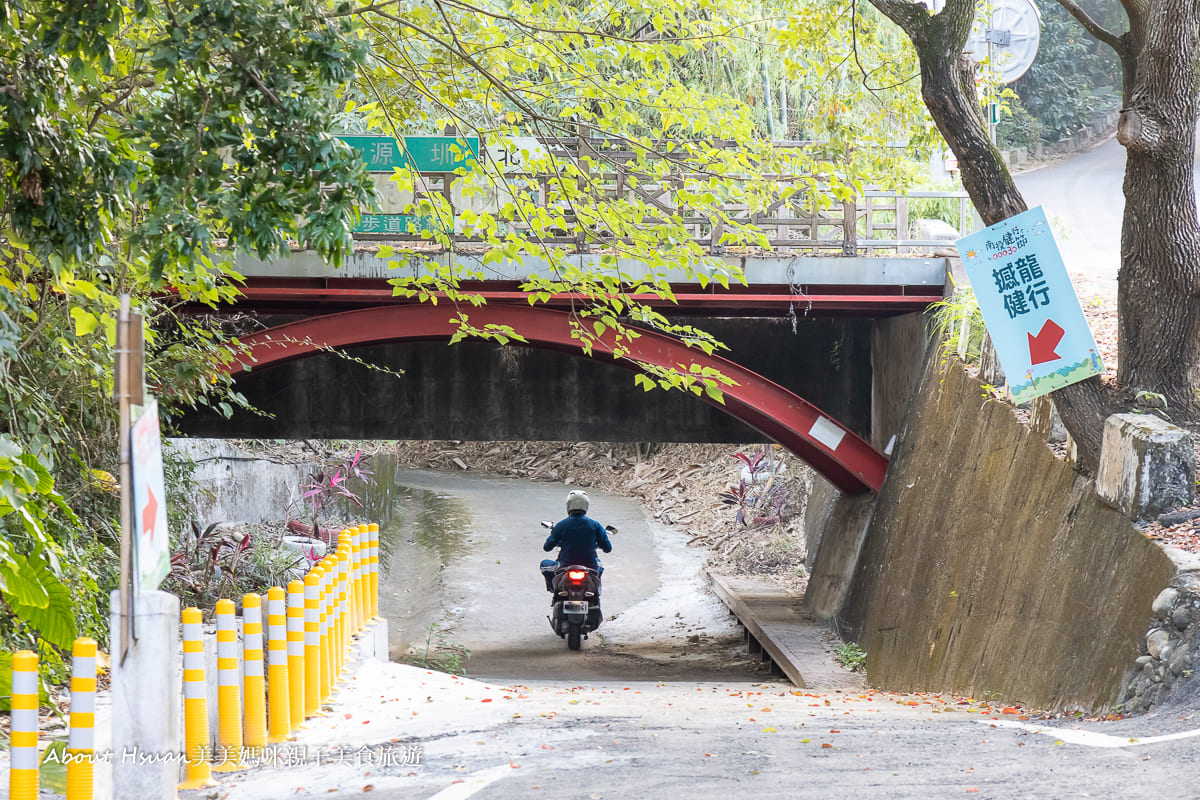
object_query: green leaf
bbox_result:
[0,435,19,459]
[7,556,76,649]
[0,554,50,610]
[71,307,101,337]
[40,740,69,792]
[0,652,10,711]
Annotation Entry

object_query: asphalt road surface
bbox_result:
[376,469,763,682]
[1013,134,1200,290]
[1013,137,1125,286]
[186,470,1200,800]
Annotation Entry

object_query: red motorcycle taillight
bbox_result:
[567,570,587,582]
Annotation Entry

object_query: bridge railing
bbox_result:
[355,133,977,255]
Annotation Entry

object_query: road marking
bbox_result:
[427,764,514,799]
[984,719,1200,748]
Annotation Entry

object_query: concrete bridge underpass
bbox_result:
[175,253,944,495]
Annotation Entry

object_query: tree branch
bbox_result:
[868,0,931,45]
[1055,0,1125,53]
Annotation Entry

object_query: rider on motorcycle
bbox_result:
[540,490,612,592]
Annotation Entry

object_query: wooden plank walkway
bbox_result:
[707,572,864,691]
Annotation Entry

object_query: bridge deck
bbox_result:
[707,572,863,690]
[227,251,950,315]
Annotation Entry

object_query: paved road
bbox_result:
[1013,135,1200,289]
[1013,137,1125,287]
[200,669,1200,800]
[185,470,1200,800]
[375,468,761,682]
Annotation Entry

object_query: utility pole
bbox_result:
[115,295,143,663]
[111,295,181,799]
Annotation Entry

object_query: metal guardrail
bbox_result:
[350,133,977,255]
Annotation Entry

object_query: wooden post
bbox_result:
[842,199,857,257]
[114,295,144,664]
[575,124,593,253]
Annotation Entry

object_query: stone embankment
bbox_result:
[1121,572,1200,712]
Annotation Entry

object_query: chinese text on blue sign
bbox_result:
[337,135,480,173]
[957,206,1103,403]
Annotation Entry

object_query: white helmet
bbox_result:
[566,490,590,514]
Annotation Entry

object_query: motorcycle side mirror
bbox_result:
[605,525,618,534]
[540,520,554,529]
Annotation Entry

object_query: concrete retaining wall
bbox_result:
[806,360,1177,713]
[999,108,1120,168]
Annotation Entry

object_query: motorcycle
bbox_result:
[540,520,617,650]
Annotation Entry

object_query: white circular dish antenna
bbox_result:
[964,0,1042,84]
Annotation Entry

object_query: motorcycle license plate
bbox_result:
[562,601,588,615]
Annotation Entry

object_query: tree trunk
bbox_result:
[918,52,1024,228]
[1114,6,1200,412]
[870,0,1110,470]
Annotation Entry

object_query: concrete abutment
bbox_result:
[806,356,1182,714]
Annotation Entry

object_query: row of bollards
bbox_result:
[180,523,380,786]
[7,522,380,800]
[8,639,100,800]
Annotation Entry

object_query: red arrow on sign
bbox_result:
[142,485,158,542]
[1028,319,1066,365]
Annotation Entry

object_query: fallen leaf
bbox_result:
[821,743,833,749]
[762,727,776,733]
[363,786,374,792]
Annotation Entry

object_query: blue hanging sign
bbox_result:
[958,206,1103,403]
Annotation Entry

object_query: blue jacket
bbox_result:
[543,512,612,570]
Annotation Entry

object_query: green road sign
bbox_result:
[339,135,480,173]
[353,214,445,235]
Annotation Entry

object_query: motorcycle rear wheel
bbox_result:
[567,622,582,650]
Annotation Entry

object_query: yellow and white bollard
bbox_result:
[327,550,342,681]
[336,544,351,678]
[303,570,323,716]
[344,528,357,633]
[10,650,39,800]
[368,523,380,619]
[286,579,306,730]
[66,638,97,800]
[266,587,290,743]
[352,525,366,632]
[179,608,217,789]
[321,554,336,686]
[319,558,336,698]
[242,593,267,751]
[213,598,245,772]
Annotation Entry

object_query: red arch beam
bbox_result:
[221,304,888,494]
